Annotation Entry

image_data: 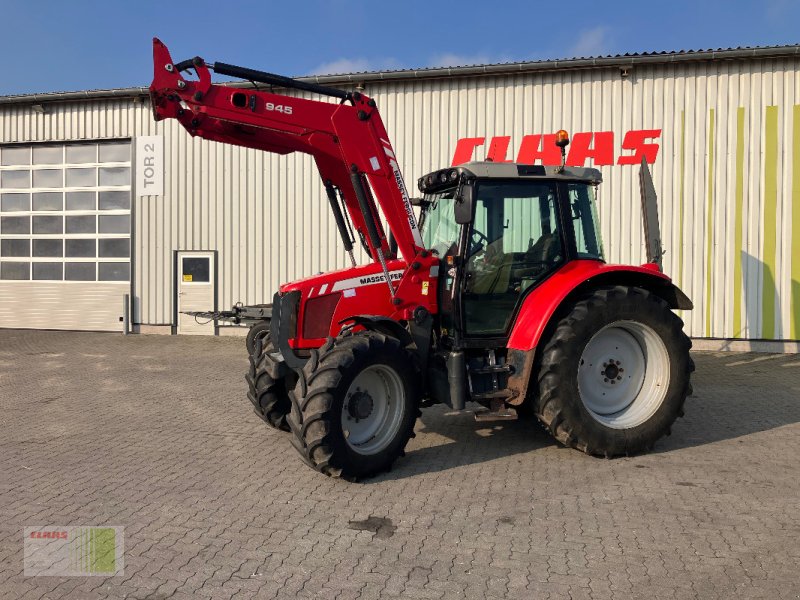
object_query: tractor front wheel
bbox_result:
[287,332,420,480]
[245,320,294,431]
[535,285,694,456]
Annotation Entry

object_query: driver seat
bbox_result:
[526,232,559,263]
[511,232,560,281]
[468,238,513,294]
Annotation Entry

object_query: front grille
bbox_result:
[302,292,342,339]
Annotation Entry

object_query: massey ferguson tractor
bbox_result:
[150,39,694,480]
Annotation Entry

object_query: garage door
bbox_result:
[0,141,131,331]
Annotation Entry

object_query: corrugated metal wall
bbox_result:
[1,55,798,340]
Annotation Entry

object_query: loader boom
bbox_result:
[149,39,423,270]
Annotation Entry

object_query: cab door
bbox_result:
[461,180,564,337]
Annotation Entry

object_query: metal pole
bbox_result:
[123,294,130,335]
[325,182,357,267]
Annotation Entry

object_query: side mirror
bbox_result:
[454,182,474,224]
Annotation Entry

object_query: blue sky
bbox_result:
[1,0,798,96]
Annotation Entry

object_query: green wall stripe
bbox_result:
[733,108,746,338]
[678,111,685,289]
[705,109,716,337]
[760,106,778,339]
[763,106,779,339]
[792,105,800,339]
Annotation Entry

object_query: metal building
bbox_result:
[0,45,799,348]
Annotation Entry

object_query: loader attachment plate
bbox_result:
[639,157,663,269]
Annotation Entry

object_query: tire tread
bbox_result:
[287,332,418,480]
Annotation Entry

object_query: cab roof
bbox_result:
[461,161,602,182]
[417,162,602,194]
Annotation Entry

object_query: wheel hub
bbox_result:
[577,321,670,429]
[341,364,406,455]
[601,360,623,382]
[346,389,374,421]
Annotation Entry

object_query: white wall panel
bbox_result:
[0,282,125,331]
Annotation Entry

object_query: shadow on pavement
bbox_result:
[373,404,559,481]
[377,351,800,480]
[652,351,800,452]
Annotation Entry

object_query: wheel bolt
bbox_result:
[615,360,621,365]
[617,376,622,381]
[611,380,616,384]
[604,378,608,383]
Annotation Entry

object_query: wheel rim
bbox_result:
[577,320,670,429]
[341,364,406,455]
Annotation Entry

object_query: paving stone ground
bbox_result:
[0,329,799,599]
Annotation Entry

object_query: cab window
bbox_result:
[463,181,563,335]
[568,183,604,260]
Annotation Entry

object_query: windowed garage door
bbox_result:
[0,141,131,331]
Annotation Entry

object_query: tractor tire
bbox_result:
[534,285,694,457]
[287,332,420,480]
[245,322,293,432]
[246,320,271,357]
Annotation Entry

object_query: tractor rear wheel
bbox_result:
[534,285,693,456]
[287,332,420,480]
[245,321,293,431]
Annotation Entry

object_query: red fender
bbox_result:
[506,260,689,352]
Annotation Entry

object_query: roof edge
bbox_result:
[2,44,799,106]
[303,45,800,85]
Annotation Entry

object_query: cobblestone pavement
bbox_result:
[0,330,799,599]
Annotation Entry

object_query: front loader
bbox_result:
[150,40,694,480]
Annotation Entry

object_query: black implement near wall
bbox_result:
[184,302,272,325]
[639,158,663,270]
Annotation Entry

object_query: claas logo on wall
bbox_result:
[452,130,661,166]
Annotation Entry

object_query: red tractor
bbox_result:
[150,40,694,480]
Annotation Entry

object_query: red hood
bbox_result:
[279,259,409,295]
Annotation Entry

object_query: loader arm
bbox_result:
[149,38,423,268]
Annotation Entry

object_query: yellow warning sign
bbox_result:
[183,274,193,282]
[421,281,429,295]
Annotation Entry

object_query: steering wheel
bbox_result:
[468,229,489,257]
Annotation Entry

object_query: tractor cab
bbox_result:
[417,162,604,344]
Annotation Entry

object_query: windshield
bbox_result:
[420,188,459,255]
[420,181,605,262]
